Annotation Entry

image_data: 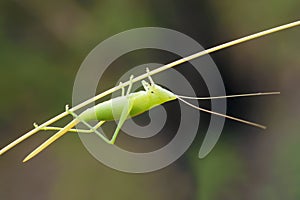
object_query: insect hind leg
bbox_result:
[65,105,110,143]
[109,97,133,144]
[33,121,105,133]
[65,100,133,145]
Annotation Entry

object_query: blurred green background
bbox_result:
[0,1,299,200]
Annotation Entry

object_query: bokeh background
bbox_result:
[0,1,299,200]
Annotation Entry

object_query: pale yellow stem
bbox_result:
[23,119,80,162]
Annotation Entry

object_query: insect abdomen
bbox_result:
[78,97,123,121]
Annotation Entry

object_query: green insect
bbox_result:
[0,20,299,162]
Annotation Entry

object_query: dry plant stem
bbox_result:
[0,20,299,156]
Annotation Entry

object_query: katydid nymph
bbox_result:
[0,20,299,162]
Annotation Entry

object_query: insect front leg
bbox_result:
[146,67,154,85]
[142,80,150,91]
[141,68,154,91]
[126,75,134,95]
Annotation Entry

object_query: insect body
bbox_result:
[0,20,299,162]
[22,72,179,161]
[80,77,177,122]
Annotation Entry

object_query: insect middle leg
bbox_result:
[126,75,134,95]
[119,81,125,96]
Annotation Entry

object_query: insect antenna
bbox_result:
[177,92,280,100]
[177,97,266,129]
